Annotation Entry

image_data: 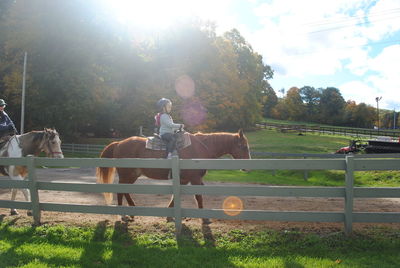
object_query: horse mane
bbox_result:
[31,131,45,143]
[193,131,238,137]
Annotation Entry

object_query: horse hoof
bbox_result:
[202,218,211,225]
[10,210,19,216]
[27,211,33,216]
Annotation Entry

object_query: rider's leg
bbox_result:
[161,133,176,158]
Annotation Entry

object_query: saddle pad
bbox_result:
[146,132,191,151]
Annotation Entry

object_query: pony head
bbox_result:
[231,129,251,160]
[42,128,64,158]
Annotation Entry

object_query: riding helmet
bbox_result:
[156,98,171,111]
[0,99,6,106]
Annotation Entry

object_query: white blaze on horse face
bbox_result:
[246,144,251,159]
[50,134,64,158]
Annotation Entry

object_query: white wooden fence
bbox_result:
[0,155,400,235]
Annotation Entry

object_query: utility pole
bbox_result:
[375,96,382,129]
[20,51,27,134]
[394,109,396,129]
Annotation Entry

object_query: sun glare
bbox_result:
[106,0,196,29]
[104,0,231,31]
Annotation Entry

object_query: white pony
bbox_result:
[0,128,64,215]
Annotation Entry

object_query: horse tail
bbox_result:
[96,142,118,205]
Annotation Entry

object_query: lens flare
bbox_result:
[222,196,243,216]
[181,100,207,126]
[175,75,195,99]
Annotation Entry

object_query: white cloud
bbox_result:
[245,0,376,78]
[361,0,400,41]
[367,45,400,109]
[339,81,377,104]
[236,0,400,109]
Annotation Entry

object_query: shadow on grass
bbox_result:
[79,220,109,267]
[201,222,216,247]
[1,218,399,267]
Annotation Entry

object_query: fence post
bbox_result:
[171,156,182,236]
[344,155,354,235]
[303,156,308,181]
[27,155,41,225]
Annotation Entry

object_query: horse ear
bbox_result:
[238,129,244,138]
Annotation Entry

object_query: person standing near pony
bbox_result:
[0,99,17,143]
[155,98,184,159]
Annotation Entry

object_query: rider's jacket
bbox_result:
[159,113,181,136]
[0,111,15,134]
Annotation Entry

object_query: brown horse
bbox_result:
[96,129,251,222]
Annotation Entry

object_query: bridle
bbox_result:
[41,132,63,157]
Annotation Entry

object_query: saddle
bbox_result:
[145,132,191,151]
[0,135,12,151]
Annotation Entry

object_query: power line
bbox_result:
[306,15,400,35]
[302,8,400,28]
[279,39,400,57]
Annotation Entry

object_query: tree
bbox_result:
[344,101,375,128]
[285,87,306,121]
[300,86,320,122]
[0,1,275,139]
[262,86,278,118]
[319,87,346,125]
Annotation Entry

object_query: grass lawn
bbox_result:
[1,221,399,268]
[246,128,354,154]
[204,129,400,187]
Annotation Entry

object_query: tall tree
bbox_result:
[300,86,320,122]
[319,87,346,125]
[285,87,306,121]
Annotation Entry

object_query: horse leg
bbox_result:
[192,179,211,224]
[10,188,18,215]
[166,179,189,223]
[9,167,31,216]
[116,168,139,222]
[21,188,32,216]
[117,193,123,206]
[166,196,174,222]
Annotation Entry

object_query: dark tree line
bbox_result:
[262,86,398,129]
[0,0,273,141]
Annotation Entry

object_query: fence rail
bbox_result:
[0,156,400,236]
[257,122,400,138]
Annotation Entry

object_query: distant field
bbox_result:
[205,129,400,187]
[245,128,351,153]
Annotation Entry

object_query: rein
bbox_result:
[40,132,62,157]
[45,137,62,157]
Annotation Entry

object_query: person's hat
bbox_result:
[0,99,6,106]
[156,98,171,111]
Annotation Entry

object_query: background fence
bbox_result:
[257,122,400,139]
[0,155,400,236]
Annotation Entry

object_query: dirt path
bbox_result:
[1,168,399,232]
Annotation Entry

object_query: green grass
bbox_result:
[205,169,400,187]
[1,221,399,268]
[203,129,400,187]
[246,129,351,153]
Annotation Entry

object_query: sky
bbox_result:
[107,0,400,111]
